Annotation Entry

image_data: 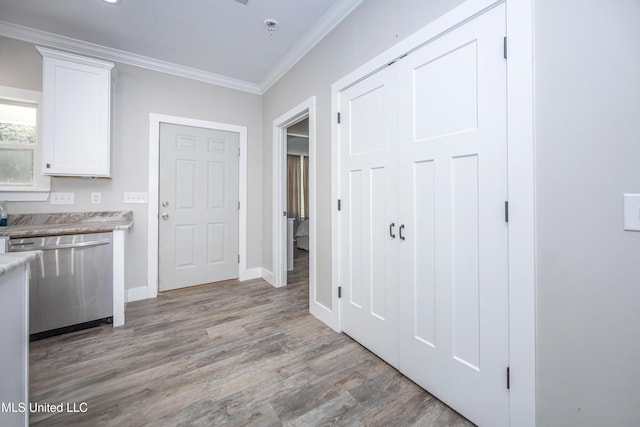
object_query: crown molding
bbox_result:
[259,0,363,93]
[0,0,362,96]
[0,20,262,95]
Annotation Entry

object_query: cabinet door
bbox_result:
[397,4,509,426]
[338,65,400,367]
[40,49,112,177]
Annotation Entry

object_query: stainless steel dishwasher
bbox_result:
[9,232,113,339]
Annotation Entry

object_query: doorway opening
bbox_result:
[285,118,310,288]
[272,97,318,314]
[147,113,249,299]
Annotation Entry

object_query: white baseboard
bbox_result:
[239,267,261,281]
[310,300,340,332]
[127,286,150,302]
[261,268,275,286]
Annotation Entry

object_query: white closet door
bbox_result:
[339,66,399,366]
[397,4,509,426]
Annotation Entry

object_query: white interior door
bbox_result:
[159,123,239,291]
[339,66,399,366]
[397,5,509,426]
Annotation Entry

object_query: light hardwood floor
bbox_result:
[29,249,474,426]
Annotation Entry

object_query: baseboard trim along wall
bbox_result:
[127,286,149,303]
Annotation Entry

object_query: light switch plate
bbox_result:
[50,192,75,205]
[124,192,148,204]
[624,194,640,231]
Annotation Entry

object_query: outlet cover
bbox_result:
[124,192,148,204]
[50,192,75,205]
[91,192,102,204]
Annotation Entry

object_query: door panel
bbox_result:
[339,4,509,427]
[340,66,399,367]
[159,123,239,291]
[397,5,509,426]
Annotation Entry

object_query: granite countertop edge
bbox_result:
[0,251,43,278]
[0,211,134,238]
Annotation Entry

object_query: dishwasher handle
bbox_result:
[9,239,112,252]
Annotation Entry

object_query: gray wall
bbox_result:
[0,36,263,292]
[261,0,465,307]
[534,0,640,425]
[264,0,640,424]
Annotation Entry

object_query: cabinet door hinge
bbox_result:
[507,367,511,389]
[505,201,509,223]
[338,286,342,298]
[503,36,508,59]
[337,112,341,124]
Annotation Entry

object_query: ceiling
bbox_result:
[0,0,362,93]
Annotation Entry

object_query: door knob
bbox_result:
[161,212,169,220]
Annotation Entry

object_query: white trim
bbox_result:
[112,229,126,327]
[0,0,363,96]
[0,20,261,95]
[147,113,248,299]
[271,97,322,321]
[330,0,535,425]
[126,286,148,303]
[259,0,363,92]
[239,267,261,282]
[261,268,275,286]
[506,0,536,424]
[0,85,51,200]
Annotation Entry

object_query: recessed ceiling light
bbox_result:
[103,0,121,4]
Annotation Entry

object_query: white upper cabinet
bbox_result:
[37,47,114,177]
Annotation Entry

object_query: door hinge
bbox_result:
[338,286,342,298]
[503,36,507,59]
[238,147,241,157]
[337,199,342,211]
[507,367,511,389]
[238,201,240,210]
[337,112,341,124]
[505,201,509,223]
[238,254,240,263]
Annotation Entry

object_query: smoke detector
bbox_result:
[263,18,279,34]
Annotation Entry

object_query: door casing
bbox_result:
[330,0,535,425]
[147,113,250,298]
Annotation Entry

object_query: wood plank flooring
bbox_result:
[29,249,474,426]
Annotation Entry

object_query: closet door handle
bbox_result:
[389,222,396,239]
[399,224,405,241]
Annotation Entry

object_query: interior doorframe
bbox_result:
[330,0,535,425]
[271,97,321,317]
[147,113,249,298]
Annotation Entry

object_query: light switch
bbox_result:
[623,194,640,231]
[91,192,102,204]
[50,192,75,205]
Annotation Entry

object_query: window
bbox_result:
[0,86,50,201]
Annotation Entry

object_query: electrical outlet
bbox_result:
[91,192,102,204]
[50,192,75,205]
[124,192,148,204]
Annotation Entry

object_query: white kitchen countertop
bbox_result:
[0,251,42,278]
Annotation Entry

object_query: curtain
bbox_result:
[287,155,301,220]
[303,156,309,218]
